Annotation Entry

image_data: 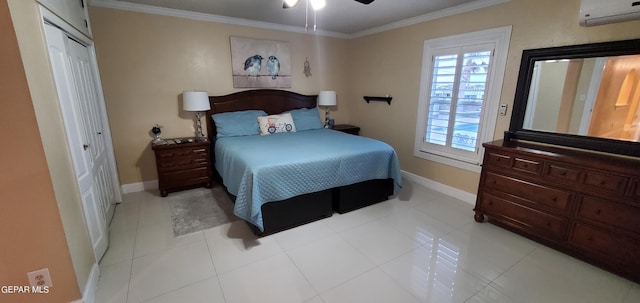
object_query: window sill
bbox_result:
[413,149,482,173]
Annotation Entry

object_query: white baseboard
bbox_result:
[78,263,99,303]
[401,170,476,205]
[121,180,158,194]
[120,175,477,206]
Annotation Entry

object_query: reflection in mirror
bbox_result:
[523,54,640,142]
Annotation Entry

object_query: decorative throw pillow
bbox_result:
[286,107,323,131]
[257,113,297,135]
[212,110,266,138]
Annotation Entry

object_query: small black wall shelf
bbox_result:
[363,96,392,105]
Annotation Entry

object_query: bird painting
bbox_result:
[266,56,280,80]
[243,55,263,76]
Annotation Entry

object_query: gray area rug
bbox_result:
[167,187,237,237]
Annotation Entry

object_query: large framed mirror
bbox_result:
[508,39,640,158]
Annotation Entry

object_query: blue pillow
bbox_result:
[212,110,267,138]
[287,107,323,131]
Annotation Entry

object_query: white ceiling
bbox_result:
[94,0,508,37]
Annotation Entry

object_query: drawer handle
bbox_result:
[599,180,606,185]
[559,171,567,176]
[523,163,528,168]
[587,235,593,241]
[594,209,601,215]
[551,197,557,202]
[545,221,551,227]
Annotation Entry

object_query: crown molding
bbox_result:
[89,0,350,39]
[349,0,511,38]
[89,0,510,39]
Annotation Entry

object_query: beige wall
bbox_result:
[92,0,640,194]
[7,0,96,297]
[1,0,82,302]
[347,0,640,194]
[90,7,351,185]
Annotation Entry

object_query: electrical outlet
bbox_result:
[27,268,53,288]
[499,104,508,116]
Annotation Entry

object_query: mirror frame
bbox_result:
[508,38,640,158]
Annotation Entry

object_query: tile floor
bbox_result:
[95,180,640,303]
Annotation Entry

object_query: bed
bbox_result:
[205,89,401,235]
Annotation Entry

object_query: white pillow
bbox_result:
[257,113,297,135]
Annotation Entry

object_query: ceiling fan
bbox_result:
[283,0,375,9]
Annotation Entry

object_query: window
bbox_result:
[414,27,511,172]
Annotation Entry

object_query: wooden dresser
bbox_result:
[152,138,212,197]
[475,139,640,283]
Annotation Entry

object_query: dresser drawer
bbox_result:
[479,193,568,241]
[486,152,511,168]
[569,223,640,268]
[513,157,541,175]
[583,171,628,195]
[545,163,582,184]
[484,172,573,213]
[577,196,640,233]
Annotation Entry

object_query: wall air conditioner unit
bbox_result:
[579,0,640,26]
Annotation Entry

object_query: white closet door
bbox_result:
[43,23,110,261]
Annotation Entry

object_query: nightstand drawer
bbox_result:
[157,156,208,172]
[160,167,210,187]
[156,147,207,159]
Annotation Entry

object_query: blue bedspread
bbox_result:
[214,129,402,231]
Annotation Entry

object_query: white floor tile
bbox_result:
[133,221,204,258]
[340,218,421,265]
[379,205,455,245]
[95,260,132,303]
[273,218,336,251]
[624,284,640,303]
[493,246,631,303]
[381,245,487,303]
[412,197,473,229]
[287,235,376,293]
[141,276,225,303]
[128,241,216,303]
[439,228,536,282]
[110,203,140,233]
[320,268,420,303]
[465,284,520,303]
[204,221,284,274]
[219,253,316,303]
[101,229,136,266]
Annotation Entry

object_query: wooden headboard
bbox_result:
[205,89,318,142]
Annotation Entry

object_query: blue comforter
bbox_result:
[215,128,402,231]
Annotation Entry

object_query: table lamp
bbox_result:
[318,90,337,128]
[183,90,210,141]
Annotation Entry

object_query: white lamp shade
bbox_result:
[318,91,337,106]
[183,90,211,111]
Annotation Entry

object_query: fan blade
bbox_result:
[354,0,374,4]
[283,0,300,8]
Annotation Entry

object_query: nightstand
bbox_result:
[152,138,212,197]
[332,124,360,135]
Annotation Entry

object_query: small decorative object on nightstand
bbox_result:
[152,138,212,197]
[332,124,360,135]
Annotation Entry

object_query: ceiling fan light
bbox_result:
[310,0,326,10]
[283,0,299,8]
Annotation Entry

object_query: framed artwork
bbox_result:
[230,36,292,88]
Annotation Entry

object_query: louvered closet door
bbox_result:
[43,23,112,261]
